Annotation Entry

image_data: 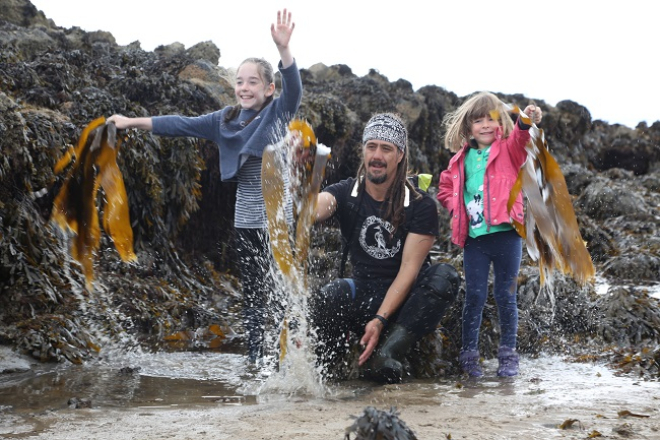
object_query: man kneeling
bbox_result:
[312,113,460,383]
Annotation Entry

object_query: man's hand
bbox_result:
[358,318,384,365]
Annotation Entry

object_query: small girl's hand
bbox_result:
[271,9,295,49]
[524,105,543,125]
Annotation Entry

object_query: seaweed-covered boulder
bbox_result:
[578,173,648,220]
[596,287,660,346]
[1,0,49,27]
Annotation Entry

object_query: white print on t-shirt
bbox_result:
[359,215,401,259]
[467,186,484,230]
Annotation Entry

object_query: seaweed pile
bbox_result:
[345,406,418,440]
[1,0,659,379]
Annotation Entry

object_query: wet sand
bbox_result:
[2,353,658,440]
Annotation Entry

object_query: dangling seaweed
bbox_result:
[294,134,331,284]
[262,119,331,283]
[261,120,331,362]
[51,117,137,291]
[262,145,296,280]
[507,108,595,289]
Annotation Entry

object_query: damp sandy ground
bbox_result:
[1,348,659,440]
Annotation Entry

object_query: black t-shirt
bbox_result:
[323,177,439,280]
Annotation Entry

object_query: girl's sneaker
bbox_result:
[459,351,483,377]
[497,347,519,377]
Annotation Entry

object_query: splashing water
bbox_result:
[258,121,331,397]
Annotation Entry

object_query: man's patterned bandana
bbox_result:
[362,113,407,152]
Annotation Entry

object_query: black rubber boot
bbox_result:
[362,264,460,384]
[362,324,418,384]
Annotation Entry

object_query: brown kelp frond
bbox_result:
[293,122,331,275]
[261,120,331,363]
[508,116,595,289]
[95,123,137,263]
[51,118,137,291]
[262,119,331,285]
[557,418,583,430]
[53,145,75,175]
[618,410,650,418]
[262,145,296,280]
[51,116,106,236]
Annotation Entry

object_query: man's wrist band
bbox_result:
[373,314,388,328]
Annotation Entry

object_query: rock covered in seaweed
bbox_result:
[0,0,659,382]
[345,406,418,440]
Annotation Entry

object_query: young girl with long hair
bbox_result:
[437,92,542,377]
[108,10,302,364]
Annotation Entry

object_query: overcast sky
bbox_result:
[31,0,657,128]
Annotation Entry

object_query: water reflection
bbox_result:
[1,351,655,417]
[0,352,252,413]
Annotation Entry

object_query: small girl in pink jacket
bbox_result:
[437,91,542,377]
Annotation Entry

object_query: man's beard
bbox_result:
[367,160,388,184]
[367,171,387,184]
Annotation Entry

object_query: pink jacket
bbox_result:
[437,123,531,248]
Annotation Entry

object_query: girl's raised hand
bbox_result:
[524,104,543,125]
[271,9,295,49]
